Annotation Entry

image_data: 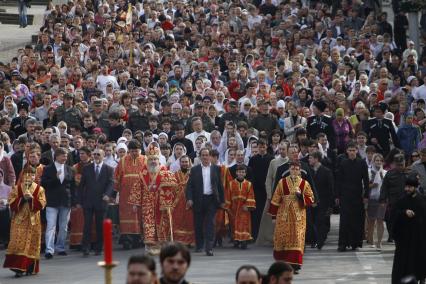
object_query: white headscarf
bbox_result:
[240,98,252,117]
[116,143,128,153]
[168,142,187,173]
[224,148,236,167]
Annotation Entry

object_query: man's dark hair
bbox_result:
[160,242,191,266]
[210,149,219,158]
[149,116,159,123]
[346,141,357,149]
[235,265,261,281]
[54,147,68,159]
[127,255,156,273]
[237,121,248,129]
[356,131,367,138]
[128,139,141,150]
[366,145,376,153]
[109,112,120,120]
[258,139,267,146]
[267,261,293,279]
[236,164,247,172]
[17,136,28,145]
[79,146,91,155]
[199,147,210,156]
[311,151,322,161]
[300,138,311,147]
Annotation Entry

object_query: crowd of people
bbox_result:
[125,242,295,284]
[0,0,426,282]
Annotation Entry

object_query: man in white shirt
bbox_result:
[96,65,119,96]
[185,117,211,148]
[186,148,225,256]
[41,147,75,259]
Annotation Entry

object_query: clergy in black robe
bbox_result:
[391,175,426,284]
[335,143,369,251]
[309,151,334,249]
[248,140,273,240]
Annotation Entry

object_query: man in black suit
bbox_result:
[309,151,335,249]
[41,147,75,259]
[78,149,114,256]
[363,103,400,156]
[11,136,28,178]
[186,148,225,256]
[306,100,336,150]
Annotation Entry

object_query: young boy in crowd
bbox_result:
[108,112,125,142]
[226,164,256,249]
[356,131,368,160]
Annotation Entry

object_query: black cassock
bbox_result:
[335,155,369,248]
[391,193,426,284]
[248,153,273,240]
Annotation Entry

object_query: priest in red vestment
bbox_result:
[114,140,146,249]
[3,173,46,277]
[269,162,314,274]
[128,143,176,255]
[172,155,194,246]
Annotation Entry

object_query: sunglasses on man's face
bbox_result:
[93,153,101,156]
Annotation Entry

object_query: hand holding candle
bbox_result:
[103,219,113,265]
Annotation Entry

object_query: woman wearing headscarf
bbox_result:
[239,98,252,118]
[115,143,128,161]
[1,96,18,119]
[244,135,259,164]
[223,148,237,168]
[0,141,16,186]
[167,142,187,173]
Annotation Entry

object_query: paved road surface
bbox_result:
[0,5,45,62]
[0,215,394,284]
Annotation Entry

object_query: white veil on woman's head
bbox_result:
[168,142,187,173]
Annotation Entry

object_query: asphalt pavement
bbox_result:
[0,215,394,284]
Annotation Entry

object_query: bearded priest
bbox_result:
[128,142,177,255]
